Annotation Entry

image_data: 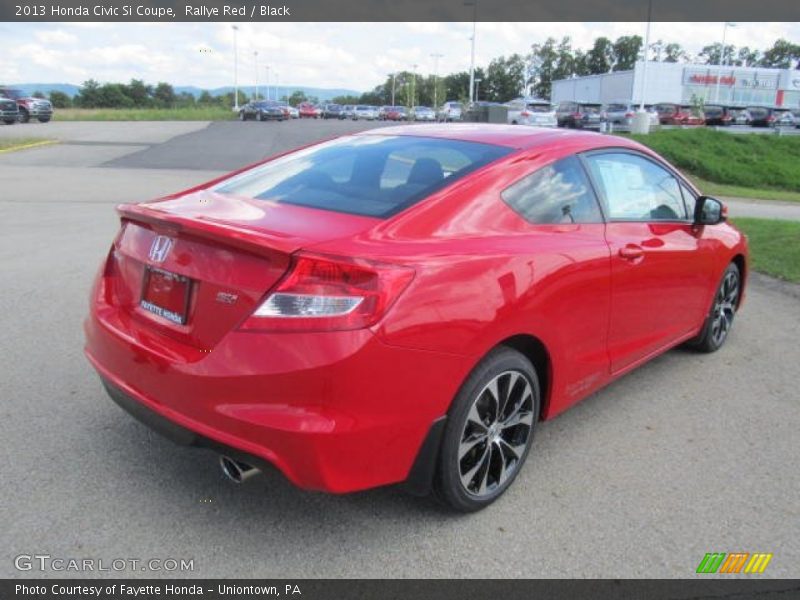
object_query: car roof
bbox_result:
[355,123,646,152]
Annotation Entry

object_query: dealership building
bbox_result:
[551,61,800,109]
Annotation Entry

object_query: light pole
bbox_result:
[411,64,418,107]
[464,0,477,104]
[232,25,239,110]
[265,65,271,101]
[390,72,396,106]
[431,52,443,108]
[715,22,736,103]
[253,51,259,100]
[474,78,482,102]
[275,72,280,102]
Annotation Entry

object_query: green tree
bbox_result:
[153,82,176,108]
[76,79,102,108]
[484,54,527,102]
[528,37,559,99]
[735,47,760,67]
[758,39,800,69]
[612,35,643,71]
[48,90,71,108]
[664,43,686,63]
[97,83,134,108]
[586,37,614,74]
[125,79,152,107]
[197,90,215,105]
[699,42,736,65]
[32,91,45,99]
[287,90,308,106]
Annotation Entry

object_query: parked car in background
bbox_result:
[654,103,705,126]
[239,101,285,122]
[287,105,299,119]
[555,101,602,129]
[792,109,800,128]
[703,105,734,126]
[321,103,343,119]
[352,105,378,120]
[383,106,407,121]
[410,106,436,121]
[437,101,463,122]
[600,102,649,129]
[0,88,53,123]
[745,106,795,127]
[505,98,557,128]
[85,125,748,512]
[298,102,318,118]
[1,95,19,124]
[731,109,751,125]
[341,105,356,119]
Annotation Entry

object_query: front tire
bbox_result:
[687,263,741,353]
[434,347,540,512]
[38,117,51,123]
[4,119,15,125]
[19,108,30,123]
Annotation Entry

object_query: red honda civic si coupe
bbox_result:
[85,125,748,511]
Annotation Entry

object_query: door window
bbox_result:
[585,152,687,221]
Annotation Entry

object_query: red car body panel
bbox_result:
[657,104,706,126]
[85,125,748,493]
[297,102,317,118]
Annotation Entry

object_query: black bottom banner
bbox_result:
[3,579,800,600]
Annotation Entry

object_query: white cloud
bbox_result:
[4,22,799,92]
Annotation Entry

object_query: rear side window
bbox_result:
[214,135,511,218]
[501,156,603,224]
[585,152,687,221]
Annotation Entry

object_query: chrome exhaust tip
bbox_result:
[219,455,260,483]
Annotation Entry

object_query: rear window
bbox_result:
[213,135,512,218]
[606,104,629,112]
[748,107,768,118]
[656,104,677,115]
[527,104,552,113]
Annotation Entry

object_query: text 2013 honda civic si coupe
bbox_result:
[85,125,748,511]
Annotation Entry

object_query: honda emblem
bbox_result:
[148,235,174,263]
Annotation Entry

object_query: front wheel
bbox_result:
[19,108,30,123]
[38,117,51,123]
[434,347,540,512]
[687,263,741,353]
[4,119,15,125]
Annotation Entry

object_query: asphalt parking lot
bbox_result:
[1,120,799,579]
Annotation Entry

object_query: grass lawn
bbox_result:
[732,218,800,283]
[0,138,57,153]
[625,129,800,202]
[54,107,237,121]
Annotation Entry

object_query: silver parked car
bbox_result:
[353,105,377,120]
[437,101,463,122]
[505,98,557,127]
[603,102,659,130]
[410,106,436,121]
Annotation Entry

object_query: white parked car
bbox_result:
[437,101,463,122]
[506,98,557,127]
[353,105,378,120]
[410,106,436,121]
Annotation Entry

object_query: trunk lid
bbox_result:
[107,190,380,350]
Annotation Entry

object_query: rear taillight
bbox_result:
[625,112,634,118]
[240,252,414,332]
[520,110,531,117]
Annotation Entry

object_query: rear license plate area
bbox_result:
[140,267,191,325]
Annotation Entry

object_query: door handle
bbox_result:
[618,244,644,260]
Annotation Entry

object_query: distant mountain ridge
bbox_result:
[6,83,363,101]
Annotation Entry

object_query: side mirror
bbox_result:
[694,196,726,226]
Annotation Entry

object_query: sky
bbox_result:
[0,22,798,92]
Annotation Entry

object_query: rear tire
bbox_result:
[38,117,51,123]
[434,347,540,512]
[686,263,741,353]
[4,119,15,125]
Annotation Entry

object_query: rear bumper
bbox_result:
[84,306,467,494]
